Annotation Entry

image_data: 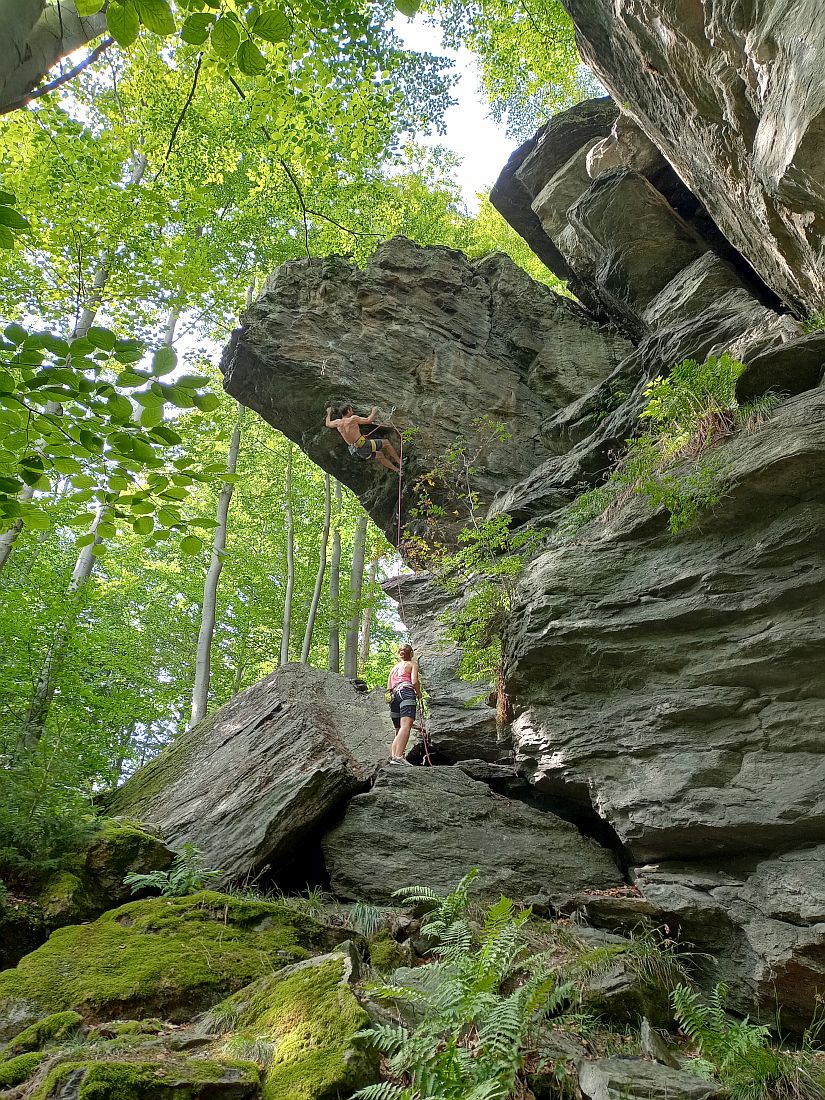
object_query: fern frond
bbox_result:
[351,1082,410,1100]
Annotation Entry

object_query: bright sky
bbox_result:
[391,15,516,212]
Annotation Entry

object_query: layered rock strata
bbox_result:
[322,766,623,904]
[107,664,388,881]
[221,237,632,542]
[561,0,825,318]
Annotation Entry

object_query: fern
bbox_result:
[672,984,825,1100]
[356,872,580,1100]
[123,842,222,898]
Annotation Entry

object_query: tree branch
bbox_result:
[1,36,113,115]
[153,53,203,184]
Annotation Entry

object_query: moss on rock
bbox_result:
[0,1050,47,1088]
[367,935,413,972]
[31,1056,259,1099]
[38,871,90,921]
[212,953,378,1100]
[0,891,327,1035]
[2,1010,83,1058]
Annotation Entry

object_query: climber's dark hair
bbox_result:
[332,404,352,420]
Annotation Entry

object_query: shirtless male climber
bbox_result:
[324,404,401,473]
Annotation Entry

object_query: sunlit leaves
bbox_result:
[0,191,29,249]
[107,1,141,46]
[211,15,241,59]
[252,9,291,43]
[135,0,176,35]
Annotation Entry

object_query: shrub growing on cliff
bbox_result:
[353,870,577,1100]
[672,983,825,1100]
[558,353,781,538]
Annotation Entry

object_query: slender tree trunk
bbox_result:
[20,503,109,749]
[189,402,245,728]
[359,540,381,667]
[0,0,108,116]
[0,152,146,577]
[343,512,368,678]
[231,618,250,695]
[300,473,331,663]
[327,480,342,673]
[279,442,295,666]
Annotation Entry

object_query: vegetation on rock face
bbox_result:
[123,842,222,898]
[558,353,782,539]
[672,984,825,1100]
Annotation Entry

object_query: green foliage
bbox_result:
[0,320,217,539]
[671,984,825,1100]
[348,901,387,937]
[408,419,539,692]
[354,871,577,1100]
[558,353,778,539]
[425,0,594,140]
[123,841,222,896]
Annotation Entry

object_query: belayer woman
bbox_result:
[387,643,421,765]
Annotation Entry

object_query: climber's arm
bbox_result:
[325,407,341,428]
[356,406,379,425]
[411,660,422,698]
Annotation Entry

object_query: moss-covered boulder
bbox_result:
[32,1056,260,1099]
[0,1050,47,1089]
[1,818,174,970]
[208,948,378,1099]
[1,1010,83,1058]
[0,892,331,1039]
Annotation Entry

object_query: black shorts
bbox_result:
[355,437,382,460]
[389,686,417,728]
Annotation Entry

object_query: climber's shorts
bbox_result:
[389,686,417,728]
[354,435,382,460]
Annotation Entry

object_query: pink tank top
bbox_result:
[389,662,413,690]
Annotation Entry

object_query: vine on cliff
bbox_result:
[405,419,539,717]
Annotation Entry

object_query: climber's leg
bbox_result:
[391,715,415,759]
[382,439,401,467]
[375,451,400,472]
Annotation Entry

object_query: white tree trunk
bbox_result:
[300,472,331,663]
[189,402,245,728]
[20,502,110,748]
[0,0,108,115]
[279,442,295,666]
[343,512,368,679]
[327,479,342,673]
[359,541,381,667]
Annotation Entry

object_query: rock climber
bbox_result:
[324,404,401,473]
[386,643,421,765]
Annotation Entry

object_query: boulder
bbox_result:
[106,664,388,881]
[321,766,623,904]
[220,236,633,545]
[578,1057,721,1100]
[204,947,378,1100]
[562,0,825,317]
[0,891,332,1038]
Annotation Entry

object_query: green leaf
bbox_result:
[133,515,155,535]
[0,206,29,230]
[108,0,140,45]
[152,345,177,376]
[52,457,83,475]
[4,323,27,346]
[107,394,134,419]
[167,387,195,409]
[180,534,203,555]
[135,0,176,34]
[211,15,240,58]
[0,225,14,249]
[157,507,180,527]
[237,39,267,75]
[253,8,291,42]
[395,0,420,15]
[75,0,106,13]
[87,326,117,351]
[149,425,182,446]
[114,339,144,364]
[91,541,108,557]
[195,392,221,412]
[180,12,214,43]
[72,474,97,489]
[117,371,151,388]
[23,509,51,531]
[76,532,96,547]
[0,190,15,205]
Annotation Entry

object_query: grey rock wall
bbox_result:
[562,0,825,317]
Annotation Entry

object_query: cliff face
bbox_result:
[560,0,825,319]
[214,0,825,1033]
